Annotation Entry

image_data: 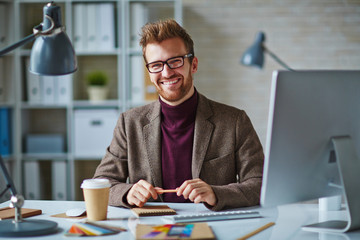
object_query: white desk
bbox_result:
[0,200,359,239]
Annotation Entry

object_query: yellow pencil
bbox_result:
[237,222,275,240]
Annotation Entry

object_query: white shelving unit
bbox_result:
[0,0,182,201]
[0,0,16,203]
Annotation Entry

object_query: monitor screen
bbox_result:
[261,70,360,207]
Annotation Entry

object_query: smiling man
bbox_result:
[93,19,264,211]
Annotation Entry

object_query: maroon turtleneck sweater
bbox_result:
[160,90,198,202]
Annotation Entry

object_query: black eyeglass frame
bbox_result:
[146,53,193,73]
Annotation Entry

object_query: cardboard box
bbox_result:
[26,134,64,153]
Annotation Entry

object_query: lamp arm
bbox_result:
[264,46,295,71]
[0,156,18,196]
[0,33,36,57]
[0,15,55,57]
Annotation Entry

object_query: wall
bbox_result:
[183,0,360,145]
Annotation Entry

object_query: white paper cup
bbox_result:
[81,179,111,221]
[319,195,342,211]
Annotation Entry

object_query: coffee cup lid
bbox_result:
[81,179,111,189]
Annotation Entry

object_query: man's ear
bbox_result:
[191,56,198,74]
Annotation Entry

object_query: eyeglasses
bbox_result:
[146,54,193,73]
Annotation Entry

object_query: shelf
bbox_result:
[75,50,121,56]
[73,100,120,108]
[21,102,69,109]
[22,153,69,161]
[0,102,15,108]
[5,0,182,201]
[73,156,104,160]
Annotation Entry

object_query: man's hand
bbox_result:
[126,180,159,207]
[177,178,217,206]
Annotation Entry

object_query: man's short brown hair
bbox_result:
[140,19,194,63]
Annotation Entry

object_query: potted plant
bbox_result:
[86,70,109,102]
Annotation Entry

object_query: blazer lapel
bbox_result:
[143,102,163,189]
[192,94,214,178]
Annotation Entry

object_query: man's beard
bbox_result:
[157,72,193,103]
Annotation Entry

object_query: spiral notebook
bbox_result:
[131,205,176,217]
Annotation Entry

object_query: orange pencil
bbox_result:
[237,222,275,240]
[156,189,178,194]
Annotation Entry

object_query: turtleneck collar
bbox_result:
[160,89,198,128]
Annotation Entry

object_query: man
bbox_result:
[93,19,264,211]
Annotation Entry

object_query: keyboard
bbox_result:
[164,210,261,223]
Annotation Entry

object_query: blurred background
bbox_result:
[0,0,359,202]
[183,0,360,145]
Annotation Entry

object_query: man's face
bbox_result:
[144,37,198,106]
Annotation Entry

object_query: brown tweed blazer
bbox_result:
[93,93,264,211]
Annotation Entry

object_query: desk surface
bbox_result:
[0,200,359,240]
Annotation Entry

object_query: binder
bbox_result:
[0,58,5,102]
[0,108,10,156]
[24,161,41,200]
[97,3,115,50]
[73,3,87,52]
[52,161,67,200]
[130,3,148,49]
[54,74,72,104]
[130,55,145,104]
[144,65,158,101]
[41,76,55,104]
[0,4,7,49]
[86,3,98,50]
[26,59,42,103]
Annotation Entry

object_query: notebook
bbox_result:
[0,207,42,220]
[136,223,215,240]
[131,205,176,217]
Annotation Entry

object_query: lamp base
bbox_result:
[0,219,58,237]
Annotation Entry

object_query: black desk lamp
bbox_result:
[240,31,294,71]
[0,156,58,236]
[0,1,77,75]
[0,1,76,236]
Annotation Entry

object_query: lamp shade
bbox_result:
[240,31,266,69]
[29,3,77,75]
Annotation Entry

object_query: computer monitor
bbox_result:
[261,70,360,233]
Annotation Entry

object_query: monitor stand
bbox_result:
[302,136,360,233]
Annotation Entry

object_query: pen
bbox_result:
[237,222,275,240]
[156,189,178,194]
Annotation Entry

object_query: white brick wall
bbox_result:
[183,0,360,145]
